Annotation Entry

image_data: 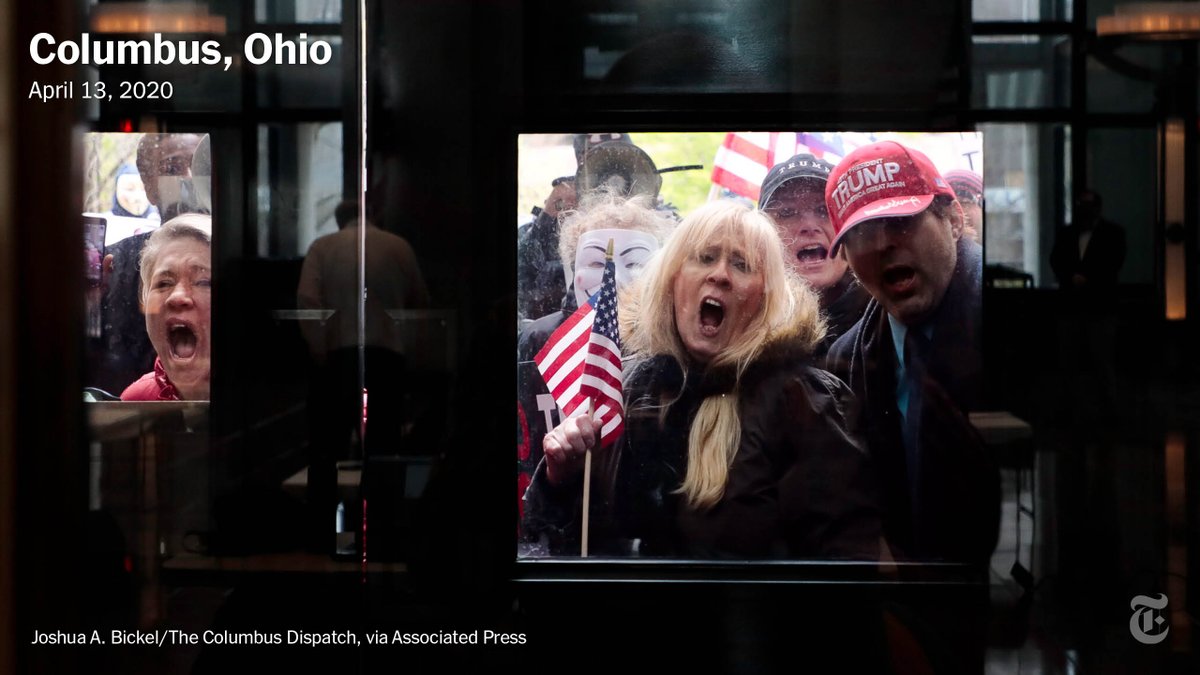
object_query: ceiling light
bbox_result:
[1097,2,1200,40]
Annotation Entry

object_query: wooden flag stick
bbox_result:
[581,241,612,559]
[581,398,594,558]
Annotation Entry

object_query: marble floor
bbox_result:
[981,373,1198,674]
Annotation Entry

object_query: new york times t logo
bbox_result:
[1129,594,1169,644]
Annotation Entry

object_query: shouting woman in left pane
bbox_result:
[121,214,211,401]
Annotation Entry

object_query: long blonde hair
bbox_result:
[622,200,824,510]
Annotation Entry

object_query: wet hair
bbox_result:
[138,214,212,304]
[556,189,675,272]
[622,200,824,510]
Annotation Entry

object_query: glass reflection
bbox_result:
[297,199,431,554]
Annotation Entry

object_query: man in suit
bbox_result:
[1050,189,1126,292]
[823,141,999,566]
[1050,189,1126,424]
[824,140,1000,674]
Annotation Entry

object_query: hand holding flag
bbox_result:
[534,238,625,556]
[534,239,625,450]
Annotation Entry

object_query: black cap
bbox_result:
[575,135,661,199]
[757,153,834,209]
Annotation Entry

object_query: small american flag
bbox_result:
[533,243,624,446]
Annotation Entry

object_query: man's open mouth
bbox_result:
[699,297,724,336]
[168,323,198,359]
[882,265,917,293]
[796,244,829,264]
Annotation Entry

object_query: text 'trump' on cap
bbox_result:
[758,153,835,210]
[825,140,955,255]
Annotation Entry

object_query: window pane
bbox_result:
[90,63,242,116]
[256,0,342,23]
[1086,45,1166,114]
[972,35,1071,109]
[981,123,1068,287]
[82,132,214,396]
[1086,128,1156,285]
[972,0,1072,21]
[255,35,343,108]
[524,4,968,105]
[256,122,343,258]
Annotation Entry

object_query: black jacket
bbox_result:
[826,238,999,564]
[90,231,156,394]
[524,340,880,560]
[516,296,580,484]
[1049,218,1126,290]
[816,271,872,357]
[516,210,567,323]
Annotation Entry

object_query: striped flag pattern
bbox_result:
[578,256,624,445]
[711,132,862,201]
[533,254,624,446]
[710,132,785,201]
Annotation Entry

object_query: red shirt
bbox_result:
[120,358,181,401]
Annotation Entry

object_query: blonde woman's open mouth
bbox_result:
[699,297,725,337]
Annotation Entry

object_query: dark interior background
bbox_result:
[4,0,1198,673]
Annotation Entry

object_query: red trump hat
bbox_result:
[825,141,956,255]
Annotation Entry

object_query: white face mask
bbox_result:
[572,228,660,307]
